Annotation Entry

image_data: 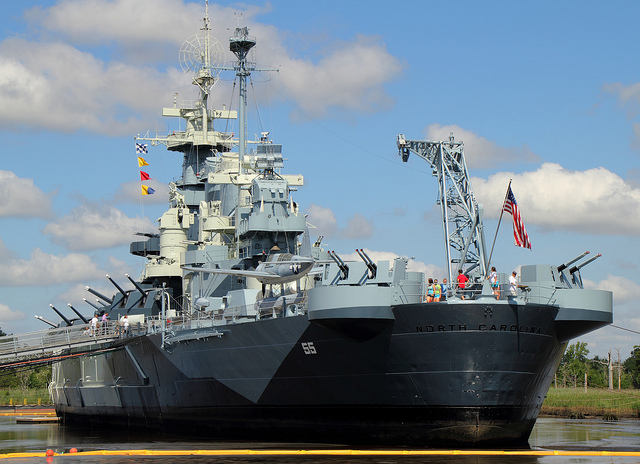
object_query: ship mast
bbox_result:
[229,26,256,174]
[197,0,215,144]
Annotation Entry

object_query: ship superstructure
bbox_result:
[43,4,613,447]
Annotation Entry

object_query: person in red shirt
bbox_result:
[456,269,469,299]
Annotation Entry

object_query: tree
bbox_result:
[623,345,640,389]
[558,342,589,388]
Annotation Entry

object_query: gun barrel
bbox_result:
[570,253,602,273]
[49,304,72,326]
[329,251,349,278]
[85,286,113,304]
[356,249,377,277]
[83,298,102,311]
[35,315,58,328]
[558,251,590,272]
[106,274,127,296]
[125,274,148,296]
[67,303,89,323]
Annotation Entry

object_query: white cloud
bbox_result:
[43,204,157,251]
[107,256,136,279]
[472,163,640,235]
[342,213,373,240]
[0,237,14,261]
[306,205,376,241]
[0,1,402,135]
[0,38,182,134]
[0,170,53,218]
[602,82,640,148]
[278,34,403,119]
[0,302,26,323]
[26,0,203,48]
[306,204,338,238]
[425,124,539,169]
[603,82,640,114]
[588,275,640,305]
[0,248,104,286]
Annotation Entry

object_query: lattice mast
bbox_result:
[228,26,256,173]
[396,133,489,284]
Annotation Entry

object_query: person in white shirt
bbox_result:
[509,271,518,296]
[122,315,130,337]
[90,315,98,336]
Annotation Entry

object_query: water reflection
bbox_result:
[3,416,640,463]
[530,417,640,451]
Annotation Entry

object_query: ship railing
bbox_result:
[0,322,120,361]
[447,281,557,304]
[213,299,309,324]
[450,283,508,300]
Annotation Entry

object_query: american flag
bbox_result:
[502,185,531,249]
[135,142,148,154]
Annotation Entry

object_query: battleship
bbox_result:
[45,4,612,447]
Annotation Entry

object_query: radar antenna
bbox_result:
[396,133,489,284]
[178,0,225,94]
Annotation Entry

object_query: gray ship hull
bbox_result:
[52,301,567,446]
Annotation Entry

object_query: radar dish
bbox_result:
[179,33,225,75]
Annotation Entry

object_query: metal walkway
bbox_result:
[0,322,120,364]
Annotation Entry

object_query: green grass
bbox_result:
[0,388,52,406]
[542,387,640,418]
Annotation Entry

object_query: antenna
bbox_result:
[179,2,225,87]
[179,32,225,77]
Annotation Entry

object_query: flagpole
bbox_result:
[486,179,512,277]
[139,164,146,238]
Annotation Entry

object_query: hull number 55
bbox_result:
[301,342,317,355]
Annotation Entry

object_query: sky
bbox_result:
[0,0,639,363]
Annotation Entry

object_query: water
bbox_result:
[2,416,640,463]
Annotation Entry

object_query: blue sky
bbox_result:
[0,0,639,362]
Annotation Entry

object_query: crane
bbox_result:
[396,133,488,284]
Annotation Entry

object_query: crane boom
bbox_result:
[396,133,488,283]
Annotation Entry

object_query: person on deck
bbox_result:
[489,267,500,299]
[509,271,518,296]
[90,314,98,336]
[440,278,449,301]
[456,269,469,299]
[426,278,434,302]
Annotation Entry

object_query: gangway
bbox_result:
[0,322,121,366]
